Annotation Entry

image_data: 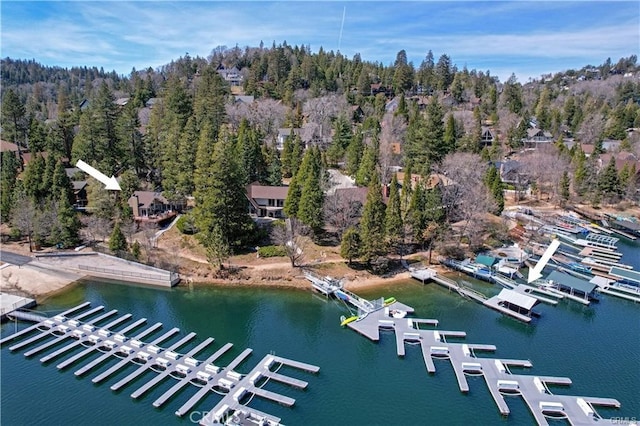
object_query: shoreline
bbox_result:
[0,257,424,300]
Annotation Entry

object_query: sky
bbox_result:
[1,1,638,83]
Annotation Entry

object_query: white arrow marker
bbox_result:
[76,160,121,191]
[528,239,560,283]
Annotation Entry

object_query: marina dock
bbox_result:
[410,269,540,323]
[1,302,319,425]
[344,300,621,425]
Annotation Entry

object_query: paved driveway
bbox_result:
[0,250,32,266]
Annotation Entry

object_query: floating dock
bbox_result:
[344,302,621,425]
[1,302,319,425]
[410,269,540,323]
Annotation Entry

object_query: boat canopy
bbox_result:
[496,289,537,311]
[546,270,597,294]
[476,254,498,267]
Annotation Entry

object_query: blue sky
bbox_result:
[1,1,638,82]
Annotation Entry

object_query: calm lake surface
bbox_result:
[2,239,639,425]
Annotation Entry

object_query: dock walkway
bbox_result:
[1,302,318,425]
[345,300,621,425]
[410,268,540,323]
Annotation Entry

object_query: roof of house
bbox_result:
[246,183,289,200]
[129,191,170,208]
[334,187,368,205]
[481,127,495,137]
[0,140,19,152]
[115,97,130,106]
[21,152,47,164]
[277,128,301,137]
[72,180,87,192]
[65,167,81,178]
[527,128,544,138]
[234,95,255,104]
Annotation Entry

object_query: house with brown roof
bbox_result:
[128,191,185,223]
[246,183,289,218]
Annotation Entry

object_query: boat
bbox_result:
[384,297,396,306]
[340,315,358,327]
[388,309,407,319]
[567,262,592,274]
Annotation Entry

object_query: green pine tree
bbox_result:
[345,130,364,177]
[340,227,361,265]
[194,129,256,250]
[0,152,19,222]
[384,174,403,247]
[559,171,571,204]
[297,148,325,233]
[360,172,387,263]
[109,222,128,253]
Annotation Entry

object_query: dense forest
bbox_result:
[1,45,639,270]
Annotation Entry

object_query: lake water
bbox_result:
[2,239,639,425]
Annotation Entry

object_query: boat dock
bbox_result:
[343,303,620,425]
[1,293,37,321]
[1,302,319,425]
[410,269,540,323]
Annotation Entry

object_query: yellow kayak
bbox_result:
[384,297,396,306]
[340,315,358,326]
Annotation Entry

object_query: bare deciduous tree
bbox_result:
[80,215,112,244]
[379,112,406,183]
[438,152,495,243]
[323,191,364,239]
[578,111,605,145]
[519,146,570,203]
[303,94,349,146]
[271,218,307,267]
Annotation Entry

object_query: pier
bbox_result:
[344,301,621,425]
[1,302,319,425]
[410,268,540,323]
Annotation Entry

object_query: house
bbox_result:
[602,139,622,152]
[0,140,19,153]
[495,160,526,185]
[370,82,385,96]
[246,183,289,218]
[276,128,301,150]
[127,191,185,223]
[145,98,160,108]
[523,127,553,146]
[234,95,255,104]
[385,97,399,113]
[480,127,496,147]
[115,97,130,107]
[217,66,243,86]
[72,181,88,210]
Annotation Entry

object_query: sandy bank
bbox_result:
[1,261,84,299]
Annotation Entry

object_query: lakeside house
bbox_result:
[72,181,88,210]
[276,128,301,150]
[127,191,185,223]
[245,182,289,218]
[217,66,243,86]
